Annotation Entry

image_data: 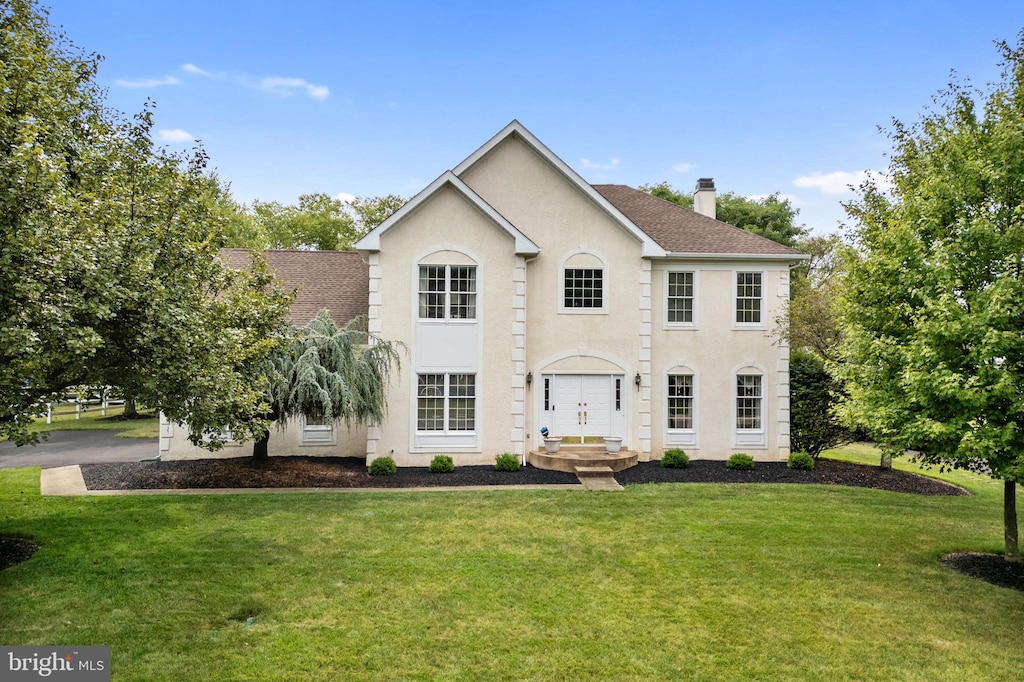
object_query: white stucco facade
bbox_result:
[163,121,802,466]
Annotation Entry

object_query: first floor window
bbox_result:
[417,373,476,432]
[736,272,762,324]
[736,374,762,429]
[563,268,603,308]
[667,374,694,429]
[667,272,694,323]
[302,415,334,444]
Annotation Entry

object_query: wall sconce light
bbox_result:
[526,372,533,387]
[634,372,642,388]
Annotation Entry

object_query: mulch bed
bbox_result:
[77,456,969,496]
[11,457,1024,592]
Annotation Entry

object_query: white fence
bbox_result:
[43,389,126,424]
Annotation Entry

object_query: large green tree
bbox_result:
[0,0,291,446]
[640,182,806,246]
[220,191,406,251]
[250,311,402,459]
[835,34,1024,562]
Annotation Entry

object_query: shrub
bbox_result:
[428,455,455,473]
[368,456,397,476]
[662,449,690,468]
[726,453,755,471]
[495,453,520,472]
[787,451,815,470]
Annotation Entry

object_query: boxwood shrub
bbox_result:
[495,453,520,472]
[726,453,755,471]
[787,451,815,470]
[368,456,397,476]
[662,449,690,468]
[429,455,455,473]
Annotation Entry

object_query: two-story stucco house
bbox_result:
[161,121,806,467]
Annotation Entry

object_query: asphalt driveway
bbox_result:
[0,431,158,469]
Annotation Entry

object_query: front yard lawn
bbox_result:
[1,448,1022,680]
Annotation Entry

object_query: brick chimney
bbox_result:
[694,178,716,220]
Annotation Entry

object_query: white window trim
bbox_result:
[417,264,478,322]
[300,415,336,446]
[665,367,698,447]
[733,270,766,330]
[413,372,479,450]
[559,250,608,315]
[734,370,767,447]
[664,270,698,329]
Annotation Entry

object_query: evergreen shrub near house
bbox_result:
[428,455,455,473]
[494,453,520,472]
[726,453,755,471]
[787,451,815,470]
[662,449,690,468]
[368,456,397,476]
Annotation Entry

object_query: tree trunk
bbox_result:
[122,396,138,418]
[879,451,892,469]
[1006,480,1020,563]
[253,431,270,460]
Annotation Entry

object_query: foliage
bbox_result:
[219,191,406,251]
[784,235,848,361]
[726,453,755,471]
[640,181,806,246]
[249,310,402,457]
[428,455,455,473]
[494,453,520,471]
[787,451,815,470]
[0,0,291,446]
[661,449,690,468]
[790,349,856,458]
[835,33,1024,561]
[368,456,397,476]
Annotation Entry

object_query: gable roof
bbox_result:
[592,184,807,259]
[220,248,369,325]
[453,120,668,258]
[354,171,540,255]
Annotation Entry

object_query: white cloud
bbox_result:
[157,128,194,143]
[793,170,892,194]
[115,76,181,88]
[335,192,356,204]
[672,162,694,173]
[260,77,330,100]
[182,63,215,78]
[580,157,621,171]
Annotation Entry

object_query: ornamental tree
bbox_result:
[835,34,1024,562]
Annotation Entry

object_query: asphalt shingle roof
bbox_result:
[219,249,369,325]
[592,184,802,256]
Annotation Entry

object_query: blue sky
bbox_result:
[46,0,1024,235]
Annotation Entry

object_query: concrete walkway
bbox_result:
[39,466,584,496]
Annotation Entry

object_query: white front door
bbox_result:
[549,375,617,440]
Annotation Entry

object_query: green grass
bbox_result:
[1,446,1022,680]
[24,406,159,439]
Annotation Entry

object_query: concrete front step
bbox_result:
[528,448,638,473]
[573,466,624,491]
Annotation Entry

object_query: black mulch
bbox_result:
[0,536,37,571]
[77,456,970,495]
[941,552,1024,593]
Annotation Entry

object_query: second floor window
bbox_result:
[736,272,762,324]
[419,265,476,320]
[564,268,603,308]
[667,272,694,323]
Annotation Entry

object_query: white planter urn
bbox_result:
[604,436,623,454]
[543,437,562,453]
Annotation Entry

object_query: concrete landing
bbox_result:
[40,465,88,496]
[528,446,638,473]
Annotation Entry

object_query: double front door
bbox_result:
[550,374,620,441]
